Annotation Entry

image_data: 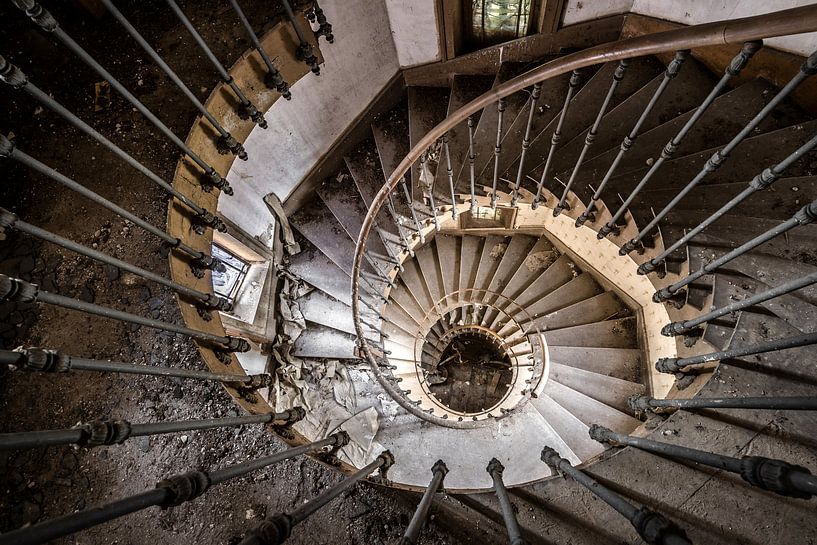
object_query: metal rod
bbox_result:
[555,60,629,216]
[401,178,426,243]
[577,51,689,226]
[642,119,817,275]
[3,347,266,385]
[0,409,303,450]
[307,0,334,43]
[662,270,817,337]
[490,99,507,209]
[0,208,230,311]
[511,83,542,206]
[164,0,268,128]
[654,199,817,301]
[541,447,691,545]
[0,56,226,229]
[228,0,292,99]
[629,394,817,413]
[0,432,346,545]
[10,0,231,193]
[99,0,248,159]
[443,134,458,218]
[620,43,813,255]
[281,0,321,75]
[428,183,442,231]
[400,460,448,545]
[599,41,762,239]
[239,451,393,545]
[0,275,249,351]
[0,136,221,275]
[467,116,478,214]
[590,425,817,500]
[655,331,817,373]
[487,458,528,545]
[532,70,581,209]
[387,193,414,257]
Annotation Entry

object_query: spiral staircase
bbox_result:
[2,1,817,544]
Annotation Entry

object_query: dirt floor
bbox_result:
[0,2,461,543]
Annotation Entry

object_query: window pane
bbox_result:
[211,244,249,303]
[471,0,532,44]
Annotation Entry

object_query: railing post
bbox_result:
[590,425,817,499]
[511,83,542,206]
[629,394,817,415]
[281,0,321,75]
[307,0,334,43]
[240,451,394,545]
[467,116,478,214]
[491,99,507,209]
[487,458,528,545]
[541,447,691,545]
[399,460,448,545]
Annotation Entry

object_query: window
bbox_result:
[210,232,271,325]
[468,0,535,48]
[211,244,250,304]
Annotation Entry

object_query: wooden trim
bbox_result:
[538,0,566,34]
[622,13,817,115]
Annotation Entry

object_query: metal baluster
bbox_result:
[442,134,458,219]
[511,83,542,206]
[400,460,448,545]
[554,60,629,217]
[0,409,303,451]
[10,0,231,193]
[401,178,426,243]
[100,0,249,158]
[620,45,816,255]
[281,0,321,75]
[0,208,230,314]
[359,318,389,339]
[655,331,817,374]
[240,451,394,545]
[541,447,691,545]
[490,99,507,209]
[590,425,817,499]
[576,51,689,226]
[0,56,226,230]
[373,219,404,272]
[0,135,222,276]
[599,41,762,239]
[642,124,817,275]
[467,116,478,214]
[629,394,817,414]
[228,0,292,99]
[486,458,528,545]
[0,275,249,353]
[3,347,269,386]
[662,271,817,337]
[653,199,817,303]
[165,0,268,128]
[427,184,442,231]
[307,0,334,43]
[0,432,347,545]
[387,193,415,257]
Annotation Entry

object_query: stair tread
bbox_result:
[547,346,642,383]
[543,379,641,432]
[408,86,451,199]
[530,394,605,461]
[536,291,627,331]
[290,198,356,275]
[544,316,638,348]
[434,233,460,304]
[292,324,358,359]
[549,361,644,414]
[288,236,351,305]
[372,97,410,185]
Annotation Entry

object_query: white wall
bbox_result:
[631,0,817,56]
[384,0,443,67]
[221,0,400,241]
[562,0,634,26]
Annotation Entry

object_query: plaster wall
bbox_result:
[384,0,443,67]
[562,0,634,26]
[221,0,400,241]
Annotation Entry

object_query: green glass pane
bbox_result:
[471,0,532,42]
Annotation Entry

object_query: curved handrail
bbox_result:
[352,5,817,428]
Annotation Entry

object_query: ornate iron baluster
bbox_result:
[3,347,269,386]
[554,60,630,217]
[307,0,334,43]
[228,0,292,99]
[487,458,528,545]
[0,409,304,450]
[0,55,226,230]
[0,136,222,276]
[490,99,507,209]
[0,208,230,314]
[532,70,581,210]
[400,460,448,545]
[620,45,817,255]
[655,331,817,374]
[541,447,691,545]
[642,122,817,276]
[576,51,689,226]
[599,41,762,239]
[467,115,478,214]
[662,270,817,338]
[511,83,542,205]
[629,394,817,415]
[165,0,268,128]
[442,134,459,219]
[0,432,347,545]
[401,178,426,243]
[591,425,817,499]
[653,199,817,304]
[240,451,394,545]
[387,193,415,258]
[0,275,249,353]
[10,0,230,193]
[281,0,321,75]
